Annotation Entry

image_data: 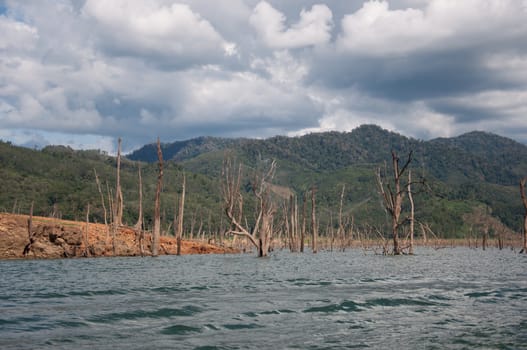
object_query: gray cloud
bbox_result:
[1,0,527,153]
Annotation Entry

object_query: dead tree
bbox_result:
[176,173,186,255]
[376,150,413,255]
[114,137,124,227]
[152,138,163,257]
[286,194,299,252]
[22,202,35,256]
[520,177,527,253]
[83,204,90,257]
[135,164,145,256]
[408,170,415,255]
[338,184,346,251]
[93,169,107,227]
[135,164,143,232]
[311,186,318,253]
[222,157,277,257]
[300,191,306,253]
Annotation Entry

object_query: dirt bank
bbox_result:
[0,213,237,259]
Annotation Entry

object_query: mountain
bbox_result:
[129,125,527,186]
[2,125,526,239]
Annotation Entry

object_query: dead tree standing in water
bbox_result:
[222,157,277,257]
[135,164,145,256]
[176,173,186,256]
[114,137,124,227]
[376,150,413,255]
[408,170,415,255]
[311,186,318,254]
[152,138,164,256]
[520,177,527,253]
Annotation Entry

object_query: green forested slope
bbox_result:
[2,125,526,238]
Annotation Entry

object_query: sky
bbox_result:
[1,0,527,153]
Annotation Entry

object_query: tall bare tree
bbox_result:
[152,138,163,257]
[93,168,107,227]
[376,150,413,255]
[337,184,346,251]
[114,137,124,227]
[135,164,143,232]
[408,170,415,255]
[300,192,306,253]
[176,173,186,255]
[311,186,318,253]
[84,204,90,257]
[520,177,527,253]
[135,164,145,256]
[222,157,277,257]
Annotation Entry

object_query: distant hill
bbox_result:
[129,124,527,186]
[2,125,526,239]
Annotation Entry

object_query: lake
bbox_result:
[1,247,526,349]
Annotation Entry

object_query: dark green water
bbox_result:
[1,248,526,349]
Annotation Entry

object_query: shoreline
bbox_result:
[0,213,238,260]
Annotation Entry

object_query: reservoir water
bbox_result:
[1,247,526,349]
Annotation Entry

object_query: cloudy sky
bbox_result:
[1,0,527,153]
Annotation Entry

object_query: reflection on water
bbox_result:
[1,248,526,349]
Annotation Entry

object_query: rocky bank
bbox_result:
[0,213,237,259]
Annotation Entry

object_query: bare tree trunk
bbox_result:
[84,204,90,257]
[338,184,345,251]
[520,177,527,253]
[190,212,196,240]
[106,181,113,241]
[135,164,143,231]
[283,201,291,250]
[376,151,413,255]
[290,195,298,252]
[135,164,144,256]
[300,192,306,253]
[176,173,186,255]
[114,137,124,227]
[152,137,164,257]
[22,202,34,256]
[408,170,415,255]
[93,169,107,227]
[311,186,318,254]
[222,157,277,257]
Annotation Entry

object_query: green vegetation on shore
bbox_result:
[1,125,525,240]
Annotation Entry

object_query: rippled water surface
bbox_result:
[1,248,527,349]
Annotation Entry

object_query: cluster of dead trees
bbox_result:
[22,137,527,258]
[90,137,186,257]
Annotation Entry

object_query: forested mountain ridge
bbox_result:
[129,124,527,186]
[1,124,526,239]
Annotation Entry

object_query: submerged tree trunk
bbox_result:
[300,192,306,253]
[222,157,277,257]
[520,177,527,253]
[152,138,164,257]
[311,186,318,254]
[176,173,186,256]
[408,170,415,255]
[114,137,124,227]
[135,164,145,256]
[338,184,345,251]
[376,151,413,255]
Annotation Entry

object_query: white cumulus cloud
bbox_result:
[250,1,333,49]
